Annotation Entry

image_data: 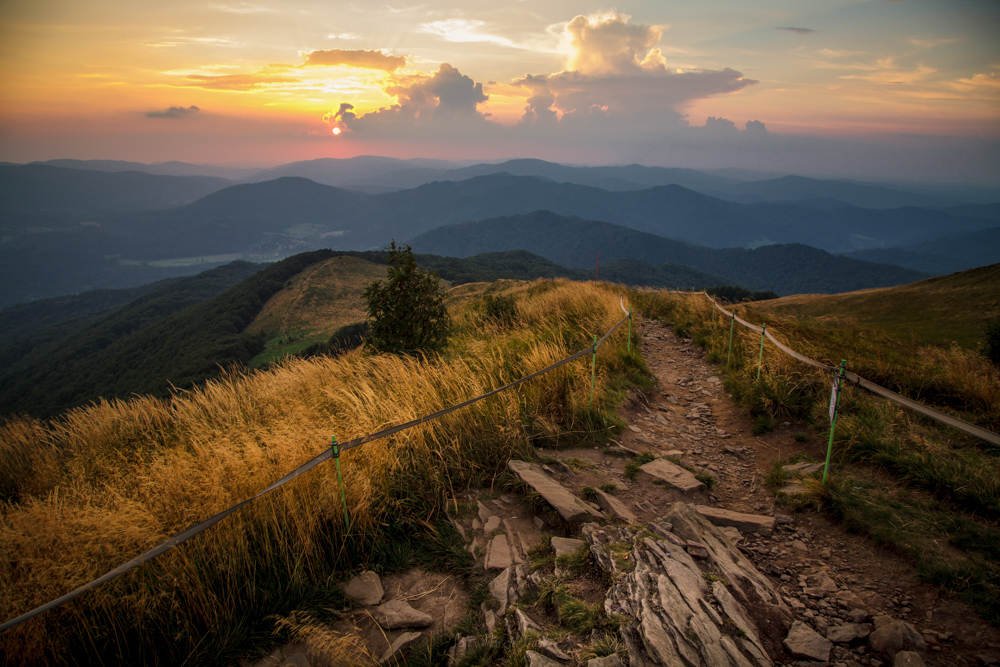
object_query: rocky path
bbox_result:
[244,319,1000,667]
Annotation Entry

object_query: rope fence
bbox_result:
[698,291,1000,447]
[0,300,633,633]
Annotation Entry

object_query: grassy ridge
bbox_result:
[758,263,1000,349]
[0,280,644,665]
[630,275,1000,622]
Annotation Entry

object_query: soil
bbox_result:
[536,319,1000,666]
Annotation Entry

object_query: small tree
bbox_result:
[363,242,450,355]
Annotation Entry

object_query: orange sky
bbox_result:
[1,1,998,181]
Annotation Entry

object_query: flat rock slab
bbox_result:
[343,570,384,606]
[593,489,637,523]
[640,459,706,493]
[508,460,603,524]
[695,505,775,535]
[485,534,514,570]
[372,599,433,630]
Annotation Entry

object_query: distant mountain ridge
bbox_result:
[408,210,928,295]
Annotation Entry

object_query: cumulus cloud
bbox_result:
[704,116,738,133]
[302,48,405,71]
[777,27,816,35]
[510,15,754,133]
[146,105,200,119]
[328,64,493,137]
[565,13,667,75]
[744,119,768,135]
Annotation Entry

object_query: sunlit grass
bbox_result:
[0,279,639,665]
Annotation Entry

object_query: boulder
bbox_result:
[869,620,927,659]
[371,599,433,630]
[783,620,833,662]
[342,570,383,606]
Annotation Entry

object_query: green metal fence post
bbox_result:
[756,324,766,382]
[822,360,847,484]
[726,312,735,367]
[627,306,632,355]
[590,335,598,408]
[331,435,350,532]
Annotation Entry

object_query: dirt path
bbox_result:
[539,318,1000,666]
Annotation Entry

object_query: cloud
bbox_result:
[704,116,738,133]
[420,19,517,48]
[184,73,300,90]
[744,119,768,136]
[328,63,494,137]
[565,13,667,75]
[506,14,754,133]
[515,68,753,131]
[146,105,201,119]
[302,48,405,71]
[777,27,816,35]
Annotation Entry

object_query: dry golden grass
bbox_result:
[0,279,632,664]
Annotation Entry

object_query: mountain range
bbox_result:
[1,158,997,307]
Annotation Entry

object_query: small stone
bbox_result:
[686,540,709,559]
[342,570,384,606]
[537,638,571,661]
[893,651,927,667]
[372,599,433,630]
[784,620,834,662]
[587,656,623,667]
[592,489,638,523]
[515,609,542,635]
[484,515,502,532]
[533,516,546,530]
[828,623,874,644]
[281,652,311,667]
[524,651,563,667]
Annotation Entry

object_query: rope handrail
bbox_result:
[682,290,1000,446]
[1,308,632,633]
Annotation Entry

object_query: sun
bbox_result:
[332,127,342,135]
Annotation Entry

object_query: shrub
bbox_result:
[483,294,519,328]
[982,317,1000,368]
[363,242,450,355]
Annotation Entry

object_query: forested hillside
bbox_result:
[408,211,928,295]
[0,253,329,417]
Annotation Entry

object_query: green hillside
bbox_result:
[757,263,1000,349]
[0,252,331,417]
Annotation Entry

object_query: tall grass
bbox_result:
[0,280,638,665]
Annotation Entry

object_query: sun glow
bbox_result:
[331,126,342,135]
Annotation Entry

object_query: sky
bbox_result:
[1,0,998,183]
